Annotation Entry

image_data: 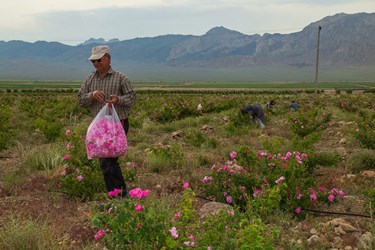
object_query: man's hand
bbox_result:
[106,94,119,107]
[93,90,105,102]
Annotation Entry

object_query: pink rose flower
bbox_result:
[229,151,237,160]
[108,188,121,197]
[295,207,302,214]
[94,229,105,241]
[169,227,178,239]
[275,176,285,184]
[328,194,335,202]
[182,182,190,190]
[134,203,144,212]
[129,188,151,199]
[253,189,263,197]
[226,196,233,204]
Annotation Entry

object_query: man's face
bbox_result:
[91,55,110,71]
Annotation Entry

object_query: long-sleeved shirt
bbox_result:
[290,102,299,111]
[241,104,265,123]
[78,67,136,120]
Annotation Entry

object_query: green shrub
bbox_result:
[201,147,320,213]
[347,149,375,173]
[57,129,105,200]
[146,143,184,173]
[0,218,63,250]
[197,210,243,249]
[223,110,257,137]
[154,99,197,123]
[290,132,322,153]
[365,188,375,215]
[355,112,375,149]
[1,170,27,195]
[261,136,289,154]
[0,105,13,150]
[185,130,218,149]
[201,147,347,221]
[24,144,64,171]
[33,117,64,142]
[290,110,331,138]
[92,190,170,249]
[236,219,276,250]
[338,97,361,112]
[307,151,341,168]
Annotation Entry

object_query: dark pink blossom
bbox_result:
[253,189,263,197]
[226,196,233,204]
[182,182,190,189]
[94,229,105,241]
[108,188,121,197]
[328,194,335,202]
[295,207,302,214]
[229,151,237,160]
[129,188,151,199]
[134,203,144,212]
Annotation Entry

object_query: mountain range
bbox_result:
[1,12,375,82]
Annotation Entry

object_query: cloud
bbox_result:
[1,0,374,45]
[33,6,256,43]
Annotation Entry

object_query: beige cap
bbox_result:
[88,45,110,60]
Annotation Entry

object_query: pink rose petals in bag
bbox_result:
[85,103,128,159]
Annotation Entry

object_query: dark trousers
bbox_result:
[99,118,129,197]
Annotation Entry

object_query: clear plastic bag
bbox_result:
[85,103,128,159]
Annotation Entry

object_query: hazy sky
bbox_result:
[2,0,374,45]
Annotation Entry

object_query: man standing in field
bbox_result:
[78,45,136,198]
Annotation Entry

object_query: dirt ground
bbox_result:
[0,150,98,248]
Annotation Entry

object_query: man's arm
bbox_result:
[77,77,95,108]
[117,76,136,107]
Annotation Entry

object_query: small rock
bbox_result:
[342,233,358,248]
[339,222,359,232]
[334,226,346,235]
[356,238,368,249]
[360,232,373,248]
[199,202,233,219]
[361,170,375,178]
[307,235,320,246]
[339,138,347,144]
[171,131,181,139]
[336,147,347,157]
[201,125,213,131]
[310,228,318,235]
[330,218,347,226]
[333,237,344,248]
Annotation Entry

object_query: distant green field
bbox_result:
[0,81,82,89]
[0,80,374,90]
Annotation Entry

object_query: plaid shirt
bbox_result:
[78,67,136,120]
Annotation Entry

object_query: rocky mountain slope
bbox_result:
[0,12,374,81]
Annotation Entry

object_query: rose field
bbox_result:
[0,87,374,249]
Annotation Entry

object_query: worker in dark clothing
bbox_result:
[241,104,265,128]
[290,100,299,112]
